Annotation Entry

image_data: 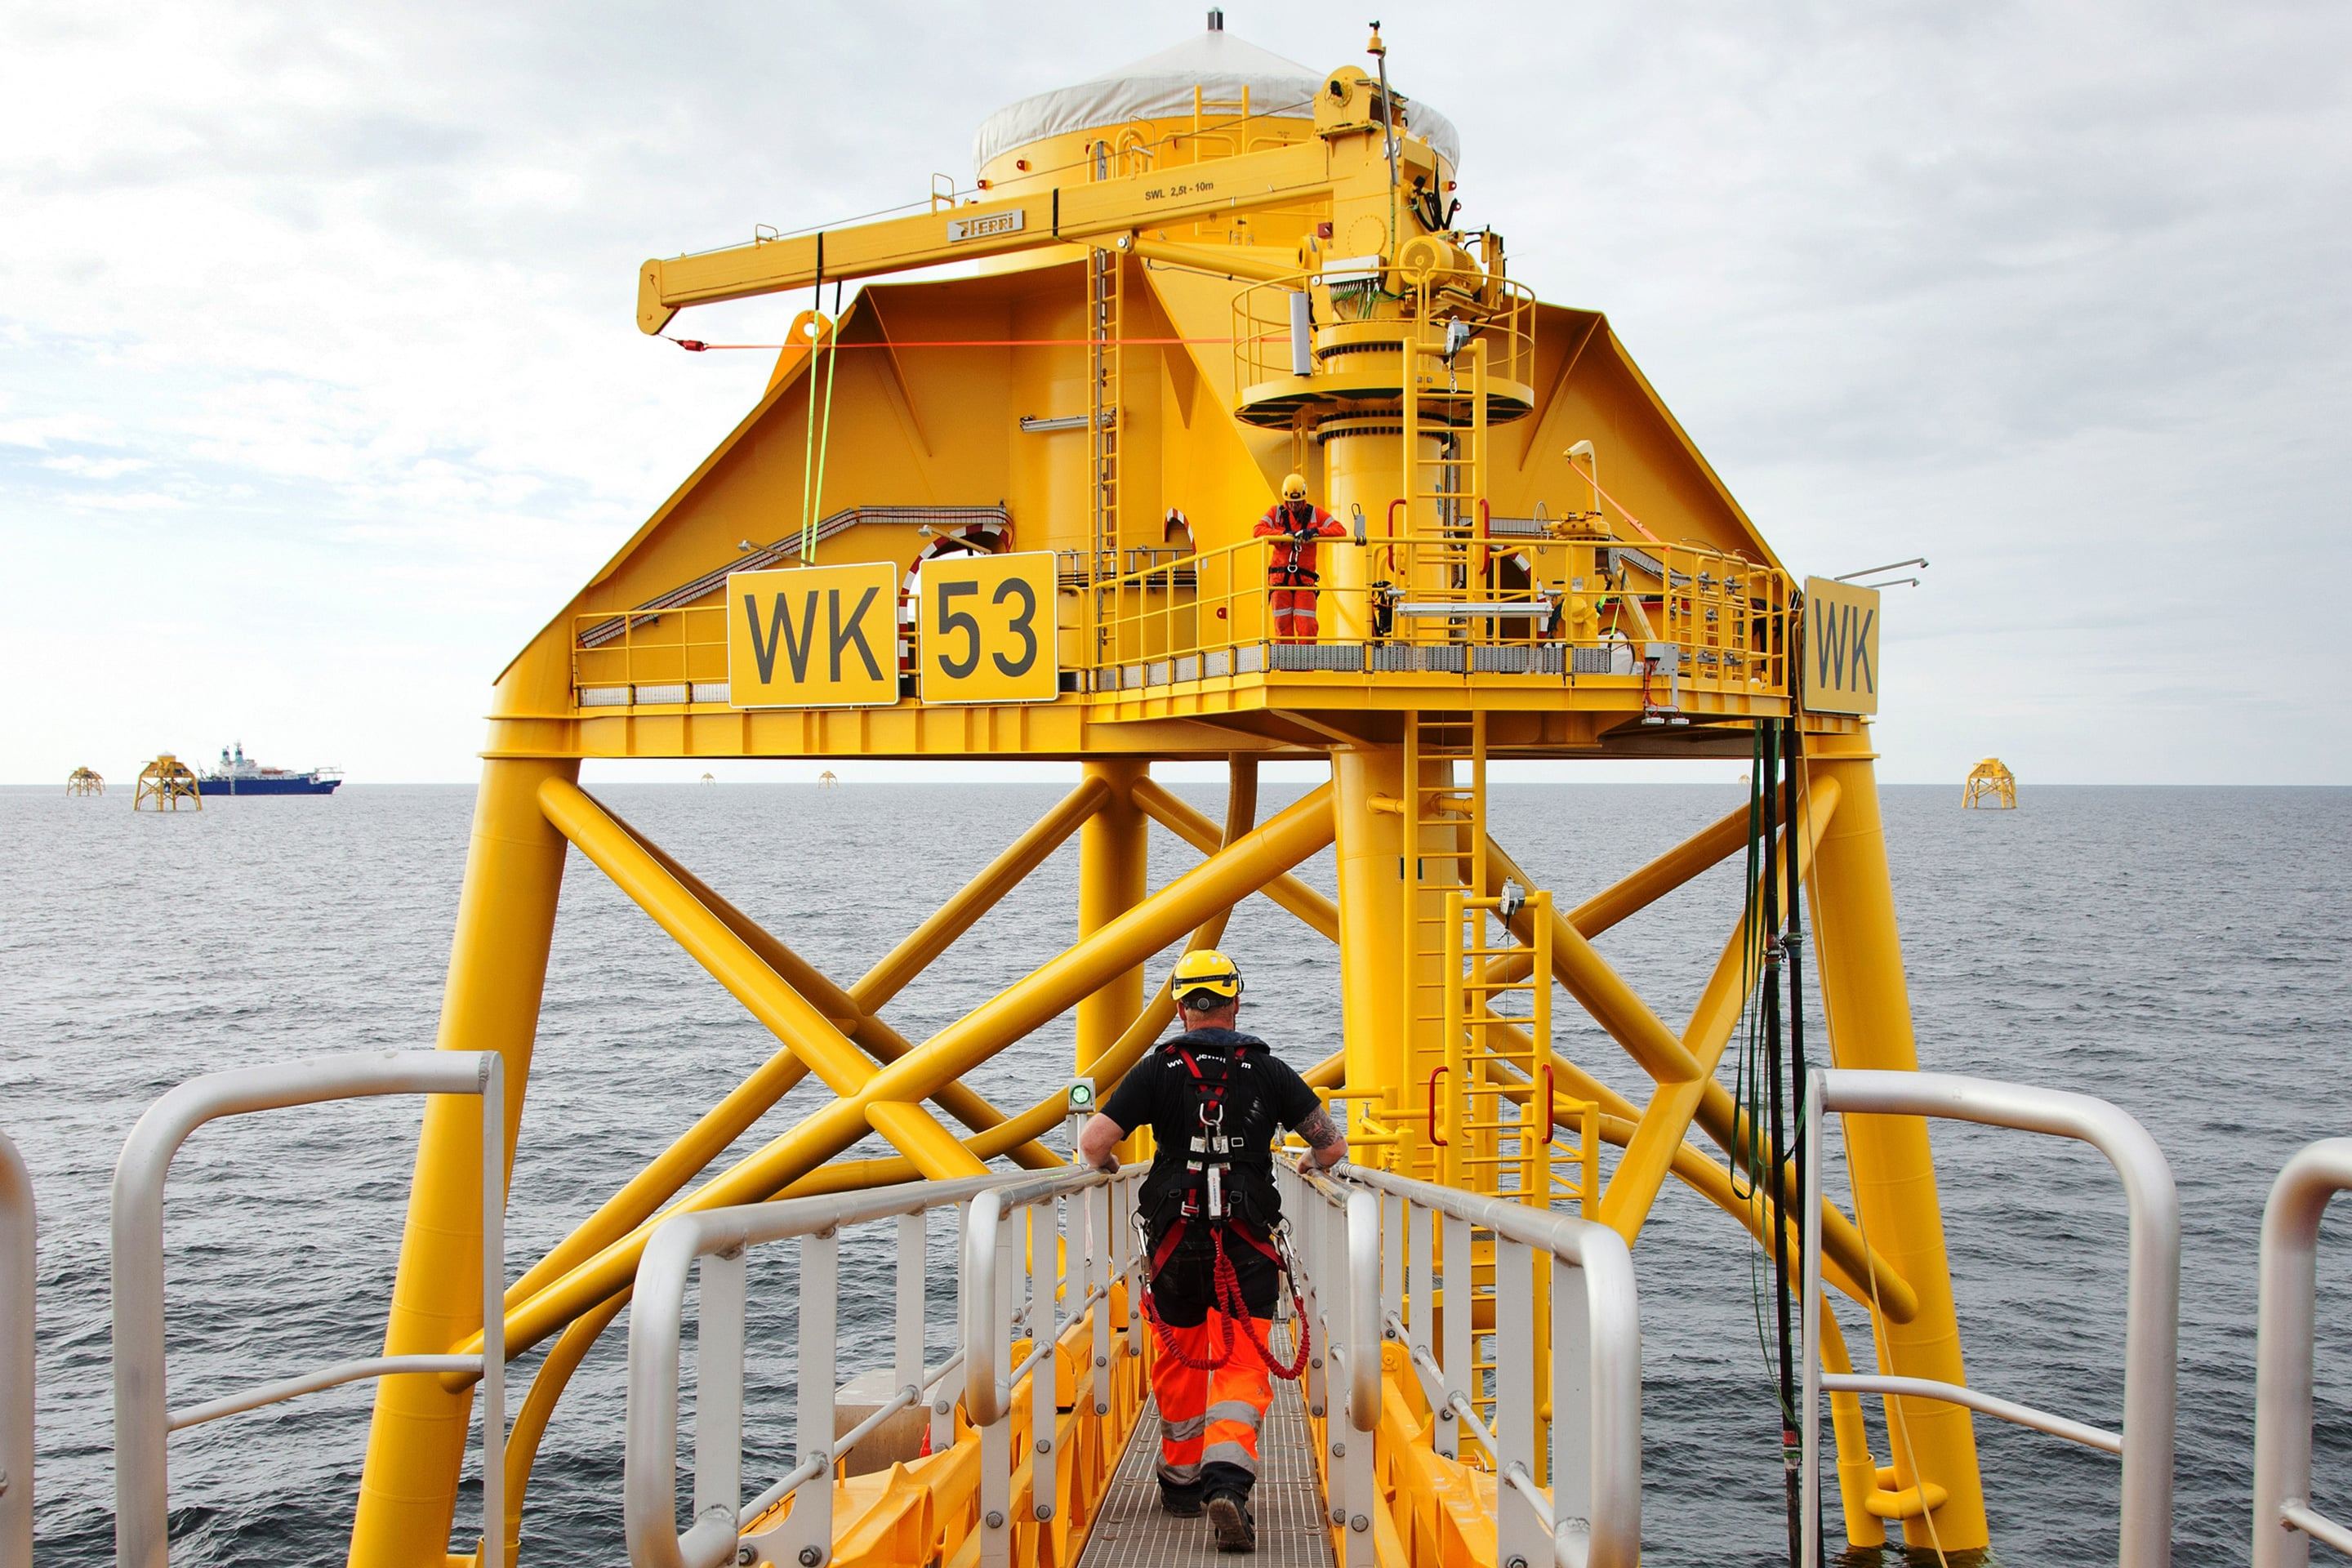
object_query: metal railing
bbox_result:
[962,1165,1144,1568]
[1275,1164,1384,1568]
[110,1050,507,1568]
[2252,1138,2352,1566]
[1231,266,1539,394]
[1800,1069,2180,1568]
[1,1132,32,1568]
[1087,531,1788,699]
[565,528,1789,710]
[1281,1159,1643,1568]
[626,1170,1018,1568]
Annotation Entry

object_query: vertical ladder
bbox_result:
[1401,708,1483,1185]
[1397,335,1490,635]
[1088,244,1123,669]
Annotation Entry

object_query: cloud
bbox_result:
[1,0,2347,782]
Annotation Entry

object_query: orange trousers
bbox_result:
[1152,1312,1272,1496]
[1268,586,1321,644]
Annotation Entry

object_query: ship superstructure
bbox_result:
[197,742,342,796]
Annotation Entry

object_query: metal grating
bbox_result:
[1077,1377,1333,1568]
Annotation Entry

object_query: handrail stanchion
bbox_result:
[780,1230,838,1566]
[1800,1067,2179,1568]
[693,1245,746,1552]
[2252,1138,2352,1566]
[973,1190,1013,1568]
[1,1132,33,1568]
[109,1050,506,1568]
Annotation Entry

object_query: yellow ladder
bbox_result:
[1400,707,1481,1183]
[1088,243,1124,667]
[1397,333,1490,635]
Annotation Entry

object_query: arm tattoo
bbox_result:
[1295,1107,1342,1150]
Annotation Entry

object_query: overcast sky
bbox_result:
[4,0,2346,785]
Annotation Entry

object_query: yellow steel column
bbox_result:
[350,755,574,1568]
[1805,733,1989,1549]
[1332,748,1405,1125]
[1076,759,1149,1076]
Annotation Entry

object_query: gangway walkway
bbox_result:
[13,1054,2340,1566]
[1078,1382,1330,1568]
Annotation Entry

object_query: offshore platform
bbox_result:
[11,17,2345,1568]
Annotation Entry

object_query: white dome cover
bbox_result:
[973,27,1461,177]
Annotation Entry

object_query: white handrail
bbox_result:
[0,1131,32,1568]
[109,1050,506,1568]
[961,1165,1141,1568]
[626,1169,1030,1568]
[1801,1068,2180,1568]
[2252,1137,2352,1567]
[1284,1159,1642,1568]
[1275,1165,1381,1568]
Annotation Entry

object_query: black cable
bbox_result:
[1761,720,1799,1566]
[1781,713,1823,1566]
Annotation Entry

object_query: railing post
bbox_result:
[978,1203,1014,1568]
[0,1133,31,1568]
[1440,1210,1474,1459]
[1549,1253,1592,1557]
[2252,1138,2352,1568]
[692,1245,746,1549]
[473,1059,509,1568]
[1089,1182,1112,1421]
[1030,1197,1059,1526]
[1494,1237,1544,1568]
[782,1230,837,1566]
[1410,1199,1445,1457]
[1339,1187,1379,1568]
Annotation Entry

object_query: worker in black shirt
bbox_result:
[1077,948,1348,1552]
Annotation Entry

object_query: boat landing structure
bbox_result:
[8,19,2346,1568]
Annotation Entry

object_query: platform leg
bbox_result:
[350,755,574,1567]
[1076,760,1149,1085]
[1333,749,1405,1139]
[1804,737,1989,1550]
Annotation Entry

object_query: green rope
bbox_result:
[806,307,844,561]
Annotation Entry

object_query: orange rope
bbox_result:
[1566,460,1664,545]
[668,333,1276,352]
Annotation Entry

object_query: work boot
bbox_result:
[1159,1484,1203,1518]
[1205,1490,1256,1552]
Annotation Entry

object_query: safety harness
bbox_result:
[1136,1037,1312,1379]
[1260,506,1336,589]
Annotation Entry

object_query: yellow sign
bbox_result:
[728,564,900,708]
[1801,577,1882,716]
[917,551,1059,704]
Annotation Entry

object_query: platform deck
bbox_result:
[1077,1378,1332,1568]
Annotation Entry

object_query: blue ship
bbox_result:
[198,742,342,796]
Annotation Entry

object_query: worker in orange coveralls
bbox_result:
[1253,472,1348,644]
[1076,950,1349,1552]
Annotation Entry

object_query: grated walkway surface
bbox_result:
[1078,1378,1333,1568]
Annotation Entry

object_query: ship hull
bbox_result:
[197,776,341,795]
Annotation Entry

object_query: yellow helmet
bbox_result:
[1280,472,1308,502]
[1169,948,1245,1005]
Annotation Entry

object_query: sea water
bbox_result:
[2,782,2346,1566]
